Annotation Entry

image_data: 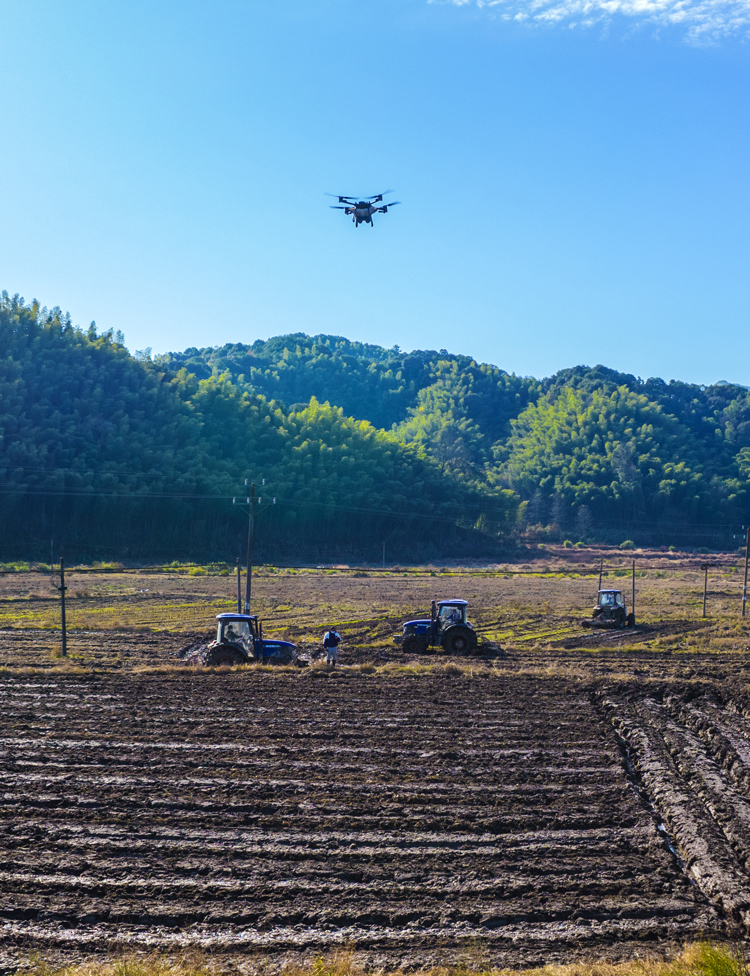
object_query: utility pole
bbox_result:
[236,558,242,614]
[743,527,749,618]
[233,480,275,614]
[244,482,255,613]
[701,562,718,618]
[632,560,636,621]
[58,558,67,657]
[701,563,709,618]
[598,558,603,592]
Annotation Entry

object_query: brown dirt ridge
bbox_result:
[5,665,750,972]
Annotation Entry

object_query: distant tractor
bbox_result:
[180,613,298,666]
[395,599,479,655]
[590,590,635,629]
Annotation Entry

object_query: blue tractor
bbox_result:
[590,589,635,628]
[180,613,298,666]
[395,599,479,655]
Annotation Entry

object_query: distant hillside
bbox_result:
[157,334,530,431]
[1,293,748,560]
[0,296,516,561]
[159,335,750,549]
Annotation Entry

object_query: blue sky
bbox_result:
[0,0,748,385]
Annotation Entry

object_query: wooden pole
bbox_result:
[703,564,708,618]
[598,559,603,592]
[236,558,242,613]
[59,558,67,657]
[744,527,749,618]
[632,560,636,618]
[244,483,255,614]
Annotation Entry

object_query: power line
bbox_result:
[0,483,480,526]
[1,483,742,535]
[1,473,747,532]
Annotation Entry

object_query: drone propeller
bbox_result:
[329,205,351,210]
[378,201,401,211]
[325,193,357,203]
[366,190,393,201]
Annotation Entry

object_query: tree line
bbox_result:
[160,336,750,549]
[2,292,747,560]
[0,295,515,560]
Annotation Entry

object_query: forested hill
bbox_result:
[1,293,749,560]
[0,296,515,561]
[159,335,750,550]
[158,334,539,434]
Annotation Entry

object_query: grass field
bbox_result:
[0,546,748,664]
[13,941,750,976]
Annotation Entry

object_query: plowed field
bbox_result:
[6,665,750,972]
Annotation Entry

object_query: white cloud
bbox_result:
[430,0,750,41]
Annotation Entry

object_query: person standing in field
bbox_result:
[323,627,342,667]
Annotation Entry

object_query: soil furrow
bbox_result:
[600,692,750,928]
[0,671,725,968]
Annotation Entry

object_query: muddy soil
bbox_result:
[4,625,750,683]
[5,663,750,972]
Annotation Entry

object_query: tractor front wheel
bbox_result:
[402,634,420,654]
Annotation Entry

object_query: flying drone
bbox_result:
[328,191,401,227]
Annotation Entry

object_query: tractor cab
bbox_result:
[216,614,259,656]
[437,600,468,629]
[597,590,624,609]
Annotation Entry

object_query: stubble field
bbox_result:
[2,551,750,972]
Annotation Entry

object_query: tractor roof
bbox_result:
[216,613,258,622]
[597,589,623,596]
[437,599,468,607]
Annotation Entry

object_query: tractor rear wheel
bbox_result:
[204,645,245,667]
[441,626,476,655]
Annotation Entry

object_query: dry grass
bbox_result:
[1,553,749,669]
[13,942,750,976]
